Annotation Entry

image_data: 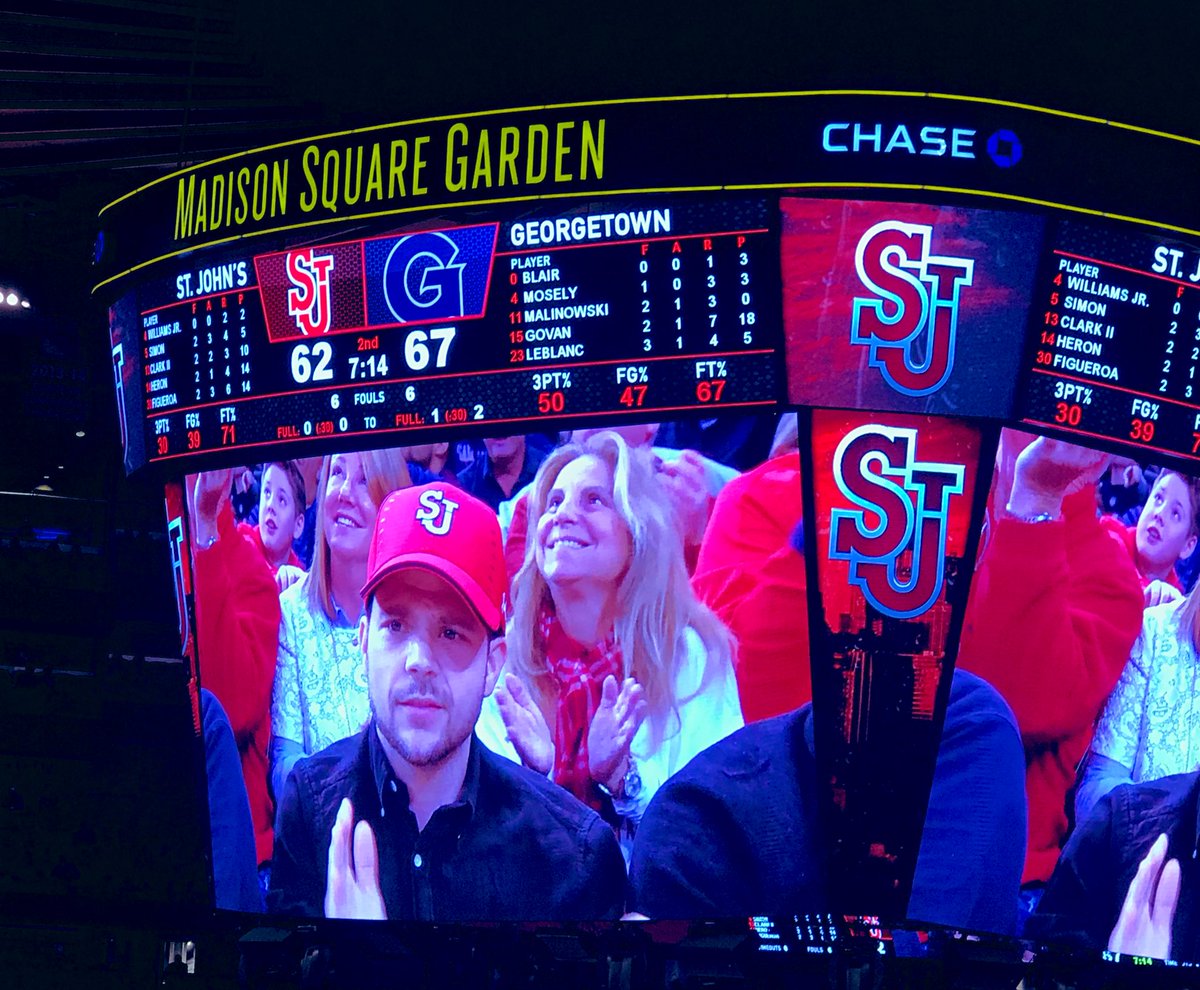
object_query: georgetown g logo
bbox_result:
[383,231,468,323]
[415,489,460,536]
[828,424,964,619]
[850,221,974,396]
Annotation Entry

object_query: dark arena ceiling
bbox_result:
[1,0,1199,519]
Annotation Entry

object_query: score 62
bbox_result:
[289,326,457,384]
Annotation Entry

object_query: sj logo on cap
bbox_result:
[415,489,460,536]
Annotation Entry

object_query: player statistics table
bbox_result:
[115,197,780,465]
[1020,218,1200,465]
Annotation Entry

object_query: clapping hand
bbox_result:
[494,673,554,775]
[588,675,647,795]
[658,450,710,549]
[324,798,386,920]
[1108,833,1180,960]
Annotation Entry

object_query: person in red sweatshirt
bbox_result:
[690,447,808,723]
[958,432,1144,897]
[192,467,282,868]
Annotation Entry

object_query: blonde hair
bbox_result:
[507,432,735,745]
[305,447,413,621]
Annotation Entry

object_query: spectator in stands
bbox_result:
[957,432,1144,913]
[1030,773,1200,962]
[252,462,306,591]
[269,449,413,806]
[628,668,1026,935]
[269,484,625,920]
[1100,468,1200,607]
[401,441,458,485]
[192,467,282,869]
[500,421,740,581]
[459,435,552,511]
[200,688,262,912]
[477,432,743,859]
[1078,557,1200,824]
[691,413,808,721]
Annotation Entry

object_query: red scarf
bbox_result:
[542,609,622,811]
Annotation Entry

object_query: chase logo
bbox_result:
[365,223,497,326]
[850,221,974,397]
[828,424,964,619]
[986,129,1022,168]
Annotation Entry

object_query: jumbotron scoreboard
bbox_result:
[98,93,1200,477]
[96,93,1200,966]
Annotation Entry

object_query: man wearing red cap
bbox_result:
[268,482,626,921]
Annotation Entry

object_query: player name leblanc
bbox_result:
[526,343,585,362]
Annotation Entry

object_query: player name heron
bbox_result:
[1054,334,1104,356]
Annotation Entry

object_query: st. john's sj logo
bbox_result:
[828,424,964,619]
[850,221,974,396]
[285,248,336,335]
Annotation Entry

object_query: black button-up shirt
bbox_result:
[268,723,625,921]
[1028,769,1200,961]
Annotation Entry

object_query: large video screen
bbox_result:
[100,93,1200,970]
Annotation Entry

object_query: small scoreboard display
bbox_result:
[1019,219,1200,462]
[111,199,778,467]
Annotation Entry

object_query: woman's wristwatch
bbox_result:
[597,760,642,801]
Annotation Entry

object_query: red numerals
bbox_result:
[186,429,201,451]
[1131,419,1156,443]
[696,379,726,402]
[156,436,169,456]
[537,390,565,414]
[221,424,237,445]
[1054,402,1082,426]
[619,385,647,408]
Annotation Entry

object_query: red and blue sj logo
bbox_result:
[828,424,964,619]
[850,221,974,397]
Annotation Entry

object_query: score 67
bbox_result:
[289,326,457,384]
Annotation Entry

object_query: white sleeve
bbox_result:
[614,626,744,824]
[1090,603,1165,774]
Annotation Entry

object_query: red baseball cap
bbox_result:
[360,483,507,633]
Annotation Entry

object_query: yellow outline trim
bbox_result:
[92,179,1200,296]
[98,90,1200,216]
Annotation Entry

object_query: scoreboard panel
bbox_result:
[111,197,780,471]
